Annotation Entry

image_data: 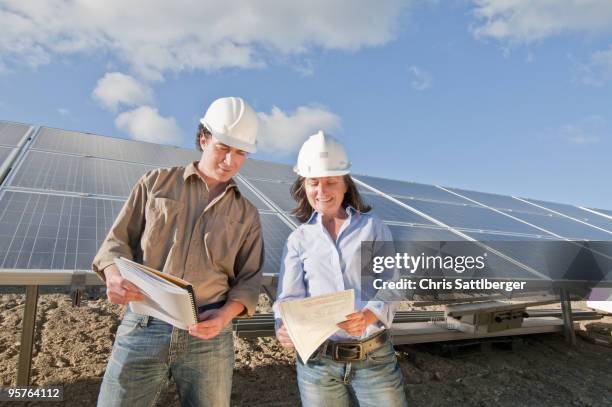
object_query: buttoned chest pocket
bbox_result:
[203,215,249,268]
[143,197,183,245]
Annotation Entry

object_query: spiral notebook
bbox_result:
[114,257,198,330]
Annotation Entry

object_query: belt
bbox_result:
[197,300,226,314]
[322,330,389,362]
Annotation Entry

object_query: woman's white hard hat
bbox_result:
[200,97,258,153]
[294,130,351,177]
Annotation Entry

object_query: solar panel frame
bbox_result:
[0,121,31,147]
[0,146,12,166]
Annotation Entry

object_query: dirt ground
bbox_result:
[0,288,610,407]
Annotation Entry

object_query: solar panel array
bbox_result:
[1,120,611,288]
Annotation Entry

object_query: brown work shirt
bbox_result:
[92,161,264,316]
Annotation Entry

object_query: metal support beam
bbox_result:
[560,289,576,347]
[17,285,39,385]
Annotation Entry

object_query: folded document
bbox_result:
[114,257,198,330]
[278,289,355,362]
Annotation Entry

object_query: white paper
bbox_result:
[115,258,197,330]
[278,289,355,362]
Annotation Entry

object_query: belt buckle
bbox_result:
[333,343,364,362]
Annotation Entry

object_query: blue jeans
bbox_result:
[297,340,408,407]
[98,309,234,407]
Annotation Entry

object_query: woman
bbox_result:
[273,131,407,407]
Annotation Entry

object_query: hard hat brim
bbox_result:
[293,167,350,178]
[200,119,257,153]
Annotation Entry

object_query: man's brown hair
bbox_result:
[195,124,212,151]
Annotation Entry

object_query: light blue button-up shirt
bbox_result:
[273,206,398,340]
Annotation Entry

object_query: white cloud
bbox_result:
[471,0,612,43]
[0,0,406,80]
[115,106,183,145]
[56,107,70,116]
[92,72,154,111]
[575,46,612,86]
[408,65,432,90]
[257,105,342,154]
[561,115,607,145]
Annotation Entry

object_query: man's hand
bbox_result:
[337,308,379,337]
[188,300,244,340]
[275,323,294,349]
[104,264,144,305]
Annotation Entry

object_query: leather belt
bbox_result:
[323,330,389,362]
[197,300,226,314]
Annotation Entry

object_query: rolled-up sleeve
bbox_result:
[364,220,398,329]
[91,177,147,281]
[227,215,264,317]
[272,232,306,329]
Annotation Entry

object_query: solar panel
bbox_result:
[246,179,295,212]
[9,150,155,197]
[240,159,296,182]
[506,211,612,240]
[0,121,30,147]
[3,121,612,292]
[361,192,434,225]
[234,178,271,210]
[520,198,612,232]
[397,198,544,236]
[259,213,293,275]
[0,146,12,166]
[446,187,550,216]
[355,175,468,204]
[32,127,200,166]
[0,191,123,270]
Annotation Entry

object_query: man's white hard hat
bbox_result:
[200,97,258,153]
[294,130,351,177]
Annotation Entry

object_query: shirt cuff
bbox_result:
[364,302,393,329]
[91,259,116,283]
[226,290,258,317]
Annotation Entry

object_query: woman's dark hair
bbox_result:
[195,124,212,151]
[290,174,372,223]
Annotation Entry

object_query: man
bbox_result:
[92,97,264,406]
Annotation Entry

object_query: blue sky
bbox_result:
[1,0,611,209]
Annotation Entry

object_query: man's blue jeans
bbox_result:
[297,340,408,407]
[98,309,234,407]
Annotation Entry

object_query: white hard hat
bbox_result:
[294,130,351,177]
[200,97,258,153]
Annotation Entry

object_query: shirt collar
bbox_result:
[183,161,238,194]
[306,205,358,224]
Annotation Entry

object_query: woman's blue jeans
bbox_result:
[97,309,234,407]
[297,340,408,407]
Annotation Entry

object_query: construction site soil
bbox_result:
[0,289,610,407]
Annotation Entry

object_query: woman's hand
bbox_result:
[276,323,295,349]
[337,308,379,337]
